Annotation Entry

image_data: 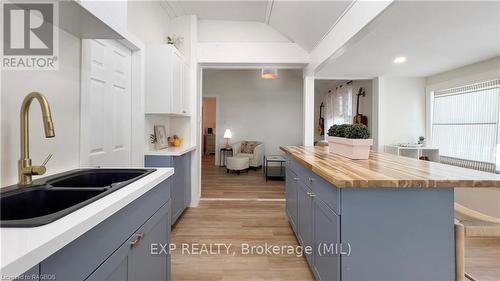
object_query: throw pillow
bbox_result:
[241,141,258,153]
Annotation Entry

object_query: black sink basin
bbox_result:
[1,189,106,221]
[1,168,155,227]
[48,170,149,188]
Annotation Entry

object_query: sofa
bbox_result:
[232,141,264,168]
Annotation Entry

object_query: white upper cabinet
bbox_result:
[182,62,190,115]
[145,44,190,116]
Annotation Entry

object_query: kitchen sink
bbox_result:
[1,168,155,227]
[47,170,149,188]
[1,189,106,221]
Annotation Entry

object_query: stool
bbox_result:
[226,156,249,175]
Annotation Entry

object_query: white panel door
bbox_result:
[81,39,132,167]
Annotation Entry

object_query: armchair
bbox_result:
[232,141,264,168]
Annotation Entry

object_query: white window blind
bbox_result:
[432,80,500,172]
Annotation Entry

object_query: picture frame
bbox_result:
[154,125,168,150]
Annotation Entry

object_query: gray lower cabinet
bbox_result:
[145,153,191,225]
[312,198,340,281]
[35,178,172,281]
[289,164,339,279]
[285,157,455,281]
[285,168,298,232]
[297,180,314,265]
[87,201,171,281]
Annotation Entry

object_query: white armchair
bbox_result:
[232,141,264,168]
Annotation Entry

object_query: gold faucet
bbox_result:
[18,92,55,186]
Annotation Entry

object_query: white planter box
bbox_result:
[327,137,373,160]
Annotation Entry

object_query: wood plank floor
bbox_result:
[465,237,500,281]
[171,201,314,281]
[172,155,499,281]
[171,155,313,280]
[201,155,285,200]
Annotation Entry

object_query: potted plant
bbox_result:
[327,124,373,159]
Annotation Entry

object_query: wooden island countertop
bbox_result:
[281,146,500,188]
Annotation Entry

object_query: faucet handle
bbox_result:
[41,153,53,167]
[30,154,52,175]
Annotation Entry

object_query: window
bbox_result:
[325,84,353,132]
[432,80,500,172]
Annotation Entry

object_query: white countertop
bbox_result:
[0,168,174,279]
[145,145,196,156]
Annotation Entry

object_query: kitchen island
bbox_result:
[281,146,500,281]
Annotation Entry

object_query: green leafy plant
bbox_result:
[328,124,370,139]
[327,124,351,137]
[327,124,339,137]
[345,124,370,139]
[150,134,157,144]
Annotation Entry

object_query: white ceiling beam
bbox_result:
[265,0,274,24]
[307,0,393,75]
[160,1,185,19]
[197,42,309,65]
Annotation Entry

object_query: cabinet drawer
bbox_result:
[308,173,340,215]
[40,179,171,281]
[287,157,340,215]
[286,157,309,184]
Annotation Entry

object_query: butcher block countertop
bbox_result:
[281,146,500,188]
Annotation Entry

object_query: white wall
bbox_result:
[1,30,81,187]
[196,20,308,65]
[127,1,171,44]
[375,77,426,150]
[198,20,291,43]
[127,1,176,153]
[203,69,303,164]
[426,56,500,218]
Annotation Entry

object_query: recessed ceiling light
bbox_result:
[394,56,407,64]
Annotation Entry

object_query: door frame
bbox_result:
[80,37,146,167]
[195,64,305,204]
[201,95,220,166]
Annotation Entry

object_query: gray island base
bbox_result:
[285,156,454,281]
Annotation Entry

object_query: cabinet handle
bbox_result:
[293,177,299,181]
[130,237,140,247]
[308,177,315,182]
[307,192,316,198]
[129,232,145,248]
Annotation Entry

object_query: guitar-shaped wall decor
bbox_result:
[319,102,325,136]
[353,87,368,126]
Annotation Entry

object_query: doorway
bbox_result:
[202,97,217,156]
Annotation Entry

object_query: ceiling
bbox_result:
[164,0,353,51]
[171,1,268,22]
[316,1,500,78]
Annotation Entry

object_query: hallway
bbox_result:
[171,155,313,280]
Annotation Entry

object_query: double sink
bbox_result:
[1,169,155,227]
